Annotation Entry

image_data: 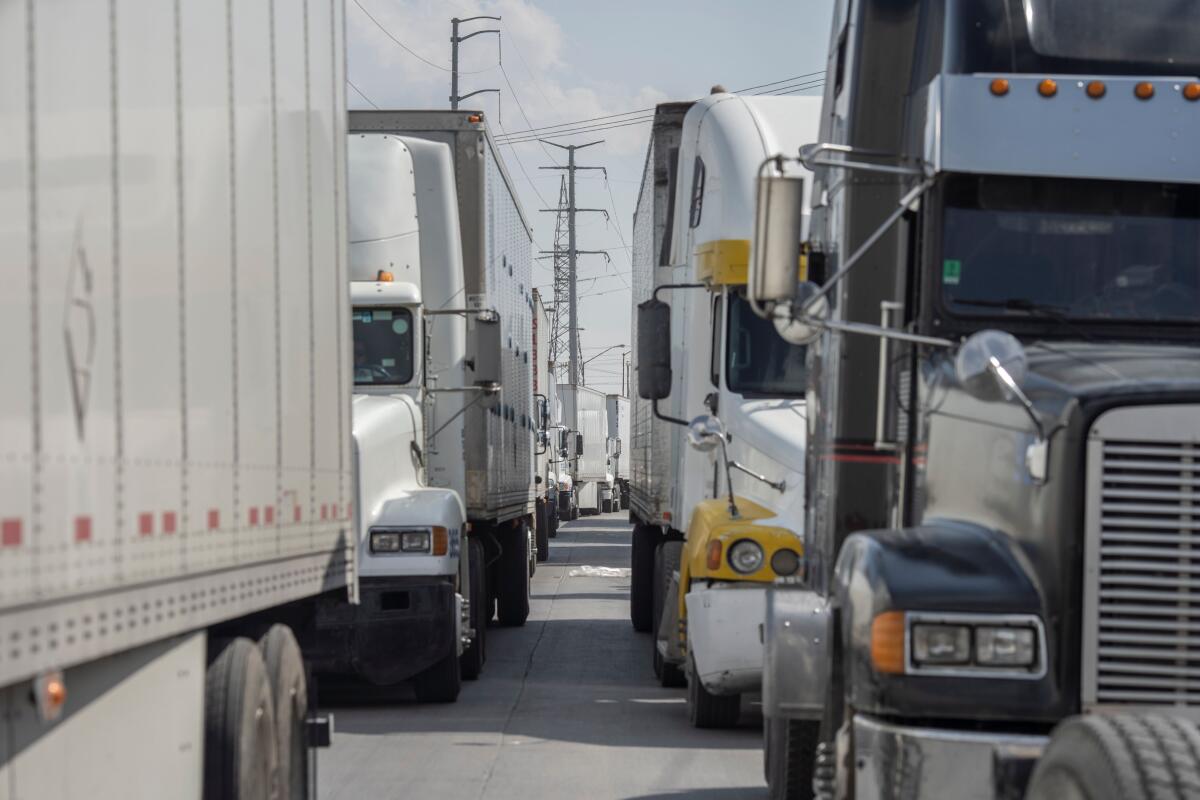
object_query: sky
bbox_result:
[346,0,835,394]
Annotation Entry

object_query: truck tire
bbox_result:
[652,540,686,688]
[548,500,559,538]
[687,652,740,728]
[535,502,550,562]
[602,499,613,514]
[497,523,531,626]
[258,625,309,800]
[460,536,486,680]
[630,523,658,632]
[766,717,820,800]
[413,649,461,703]
[204,638,280,800]
[1026,712,1200,800]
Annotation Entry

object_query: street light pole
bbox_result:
[580,344,626,388]
[450,16,500,110]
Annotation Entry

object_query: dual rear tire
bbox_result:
[204,627,309,799]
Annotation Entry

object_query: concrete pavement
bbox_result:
[316,512,767,799]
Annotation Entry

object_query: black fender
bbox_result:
[832,519,1065,723]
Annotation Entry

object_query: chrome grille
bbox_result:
[1084,405,1200,707]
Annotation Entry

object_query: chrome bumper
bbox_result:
[853,715,1046,800]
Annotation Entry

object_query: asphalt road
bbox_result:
[316,511,767,799]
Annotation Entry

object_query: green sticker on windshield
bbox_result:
[943,259,962,286]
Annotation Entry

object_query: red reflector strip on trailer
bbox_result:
[265,506,275,525]
[2,518,22,547]
[74,516,92,543]
[138,513,154,536]
[294,506,302,523]
[162,512,176,535]
[249,507,259,527]
[207,509,220,531]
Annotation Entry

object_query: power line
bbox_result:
[347,79,380,109]
[500,116,654,145]
[353,0,494,75]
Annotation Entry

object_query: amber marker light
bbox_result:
[1135,82,1155,100]
[706,539,723,571]
[376,270,394,282]
[989,78,1010,97]
[871,610,907,674]
[1037,79,1058,98]
[1184,83,1200,102]
[1086,81,1106,99]
[467,113,483,123]
[432,526,449,556]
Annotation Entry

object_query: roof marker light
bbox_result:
[1037,79,1058,98]
[989,78,1010,97]
[1086,81,1106,99]
[1184,83,1200,102]
[1135,82,1155,100]
[467,114,482,123]
[377,270,394,282]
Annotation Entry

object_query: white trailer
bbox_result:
[559,384,612,515]
[531,289,558,559]
[606,394,631,511]
[0,2,350,797]
[349,110,535,627]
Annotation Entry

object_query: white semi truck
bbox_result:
[629,92,821,727]
[305,134,479,703]
[559,384,613,516]
[0,1,349,797]
[349,110,536,628]
[532,289,558,560]
[606,394,631,512]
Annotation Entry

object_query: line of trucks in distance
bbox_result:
[626,2,1200,800]
[0,4,630,797]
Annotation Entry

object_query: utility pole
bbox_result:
[450,16,500,110]
[537,139,607,387]
[548,176,570,373]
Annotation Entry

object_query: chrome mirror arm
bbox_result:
[728,460,785,493]
[987,357,1046,441]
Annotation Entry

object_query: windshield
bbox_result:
[725,293,807,397]
[353,307,414,385]
[948,0,1200,75]
[940,175,1200,325]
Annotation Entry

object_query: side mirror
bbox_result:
[575,433,584,455]
[955,329,1028,403]
[615,439,622,457]
[470,313,502,389]
[559,447,568,459]
[686,415,726,452]
[773,281,830,346]
[636,299,672,400]
[750,172,805,305]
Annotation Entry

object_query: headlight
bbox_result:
[770,548,801,576]
[370,531,401,553]
[976,626,1036,667]
[727,540,764,574]
[912,624,971,665]
[369,529,431,554]
[401,531,431,552]
[872,611,1044,676]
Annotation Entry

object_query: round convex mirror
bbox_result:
[954,329,1027,402]
[773,282,829,346]
[687,415,726,452]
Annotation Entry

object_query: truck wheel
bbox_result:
[460,536,486,680]
[497,523,531,626]
[630,524,658,632]
[548,501,558,538]
[766,717,820,800]
[687,652,740,728]
[204,638,280,800]
[601,499,612,514]
[258,625,309,800]
[413,650,461,703]
[1026,712,1200,800]
[652,540,686,688]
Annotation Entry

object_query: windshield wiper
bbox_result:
[951,297,1093,340]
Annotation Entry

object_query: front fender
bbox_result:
[834,520,1064,723]
[358,487,467,579]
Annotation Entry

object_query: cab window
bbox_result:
[352,307,415,385]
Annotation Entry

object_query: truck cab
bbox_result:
[756,1,1200,797]
[310,133,475,703]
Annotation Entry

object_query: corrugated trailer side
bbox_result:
[348,110,535,526]
[0,1,349,794]
[629,103,692,527]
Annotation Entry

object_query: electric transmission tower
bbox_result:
[548,176,570,374]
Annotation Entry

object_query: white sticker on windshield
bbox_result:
[381,358,395,367]
[374,310,393,321]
